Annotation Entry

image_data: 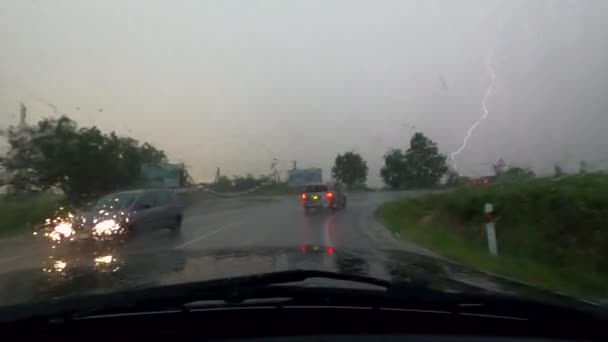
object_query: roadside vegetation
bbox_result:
[380,132,448,189]
[331,152,368,188]
[0,105,176,237]
[0,192,65,239]
[0,105,172,204]
[208,174,291,194]
[377,172,608,300]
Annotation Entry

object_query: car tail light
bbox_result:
[301,193,307,200]
[326,192,334,199]
[483,179,489,184]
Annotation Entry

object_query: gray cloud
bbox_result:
[2,0,608,185]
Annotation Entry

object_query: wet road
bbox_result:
[0,191,429,274]
[126,191,425,255]
[0,191,586,310]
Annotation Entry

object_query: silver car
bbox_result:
[75,189,183,238]
[300,183,347,214]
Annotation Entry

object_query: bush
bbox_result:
[378,173,608,298]
[0,192,64,238]
[377,172,608,298]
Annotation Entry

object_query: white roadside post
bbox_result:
[484,203,498,256]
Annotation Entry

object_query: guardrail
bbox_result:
[173,184,276,206]
[173,184,264,195]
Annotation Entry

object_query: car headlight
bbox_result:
[94,255,114,265]
[48,222,75,241]
[92,219,124,236]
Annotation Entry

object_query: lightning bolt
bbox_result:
[450,51,496,173]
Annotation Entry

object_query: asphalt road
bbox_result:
[132,191,426,254]
[0,191,583,309]
[0,191,431,274]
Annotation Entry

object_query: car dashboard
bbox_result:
[4,304,604,341]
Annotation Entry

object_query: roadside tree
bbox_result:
[1,113,166,203]
[380,132,448,189]
[380,149,407,189]
[331,152,368,187]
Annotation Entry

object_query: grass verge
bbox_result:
[376,173,608,301]
[0,192,64,239]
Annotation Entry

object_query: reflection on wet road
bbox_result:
[0,192,599,312]
[0,191,450,305]
[0,192,421,274]
[127,192,407,254]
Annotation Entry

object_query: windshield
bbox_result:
[0,0,607,314]
[93,193,138,210]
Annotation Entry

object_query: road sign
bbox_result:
[287,168,322,188]
[141,163,180,188]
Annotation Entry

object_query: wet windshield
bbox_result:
[0,0,607,313]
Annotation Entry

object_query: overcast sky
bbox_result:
[2,0,608,185]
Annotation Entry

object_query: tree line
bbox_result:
[0,108,182,203]
[0,108,290,201]
[331,132,449,189]
[210,174,280,192]
[2,106,558,202]
[332,132,597,189]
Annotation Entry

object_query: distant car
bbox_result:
[300,183,347,214]
[470,176,497,187]
[73,189,183,240]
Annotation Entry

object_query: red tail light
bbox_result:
[300,245,307,253]
[483,179,489,184]
[301,193,307,200]
[326,246,335,255]
[325,192,334,199]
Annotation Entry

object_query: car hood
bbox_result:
[0,245,600,312]
[73,209,131,229]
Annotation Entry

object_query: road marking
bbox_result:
[173,213,261,249]
[322,215,335,247]
[183,207,256,223]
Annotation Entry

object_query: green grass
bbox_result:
[376,173,608,300]
[0,192,65,239]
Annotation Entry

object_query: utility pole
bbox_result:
[272,169,281,183]
[18,103,27,128]
[214,167,220,183]
[270,158,281,183]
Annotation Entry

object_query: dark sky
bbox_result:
[2,0,608,185]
